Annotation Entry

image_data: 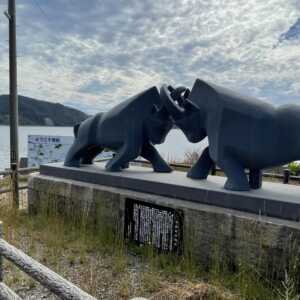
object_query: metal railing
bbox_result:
[0,167,39,176]
[0,167,39,195]
[134,160,300,184]
[0,221,97,300]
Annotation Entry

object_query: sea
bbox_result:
[0,126,206,171]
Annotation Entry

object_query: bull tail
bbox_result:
[73,123,80,138]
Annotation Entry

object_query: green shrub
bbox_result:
[288,162,300,176]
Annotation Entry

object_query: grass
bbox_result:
[0,175,11,189]
[0,194,238,299]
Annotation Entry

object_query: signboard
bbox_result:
[124,199,183,253]
[27,135,113,167]
[28,135,74,167]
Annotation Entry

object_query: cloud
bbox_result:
[277,17,300,45]
[0,0,299,114]
[78,79,123,95]
[78,80,110,95]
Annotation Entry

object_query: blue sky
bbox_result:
[0,0,300,114]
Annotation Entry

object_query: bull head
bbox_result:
[160,85,199,120]
[160,84,206,143]
[146,103,173,145]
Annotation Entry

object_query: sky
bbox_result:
[0,0,300,114]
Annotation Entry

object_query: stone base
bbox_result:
[40,162,300,221]
[28,167,300,277]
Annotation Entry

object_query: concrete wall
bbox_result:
[28,174,300,278]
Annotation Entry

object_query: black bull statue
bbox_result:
[161,79,300,191]
[64,79,300,191]
[64,86,173,173]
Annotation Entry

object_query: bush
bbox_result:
[288,162,300,176]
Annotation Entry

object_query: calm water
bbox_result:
[0,126,206,170]
[0,126,73,170]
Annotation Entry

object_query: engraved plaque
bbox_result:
[125,199,183,253]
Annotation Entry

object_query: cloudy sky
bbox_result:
[0,0,300,114]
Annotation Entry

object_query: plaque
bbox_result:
[125,199,183,253]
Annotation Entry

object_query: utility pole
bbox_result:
[5,0,19,208]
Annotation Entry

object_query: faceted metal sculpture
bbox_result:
[65,87,173,173]
[162,79,300,191]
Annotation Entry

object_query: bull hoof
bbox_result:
[153,163,173,173]
[81,159,93,165]
[64,161,80,168]
[187,169,207,179]
[106,165,122,172]
[224,179,250,191]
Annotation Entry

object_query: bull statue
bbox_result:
[161,79,300,191]
[65,86,173,173]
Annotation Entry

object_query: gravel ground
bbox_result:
[8,254,145,299]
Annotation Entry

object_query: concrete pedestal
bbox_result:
[40,162,300,221]
[28,163,300,276]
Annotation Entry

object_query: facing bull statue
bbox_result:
[64,86,173,173]
[161,79,300,191]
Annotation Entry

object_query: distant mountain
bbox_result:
[0,95,89,126]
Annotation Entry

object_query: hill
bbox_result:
[0,95,88,126]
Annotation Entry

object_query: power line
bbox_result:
[32,0,49,20]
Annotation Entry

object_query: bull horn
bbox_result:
[168,85,175,92]
[160,84,185,121]
[183,88,190,99]
[170,86,187,106]
[183,98,200,112]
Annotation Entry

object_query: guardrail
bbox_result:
[134,160,300,184]
[0,221,97,300]
[0,167,39,195]
[0,167,39,176]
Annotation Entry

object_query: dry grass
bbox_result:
[182,149,201,165]
[149,281,237,300]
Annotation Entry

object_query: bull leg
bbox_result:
[121,162,130,169]
[105,143,140,172]
[112,152,129,169]
[111,153,129,169]
[218,157,250,191]
[249,169,262,189]
[64,142,89,167]
[187,147,214,179]
[81,146,103,165]
[141,143,172,173]
[106,126,143,172]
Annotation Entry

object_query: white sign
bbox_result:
[28,135,74,167]
[27,135,113,167]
